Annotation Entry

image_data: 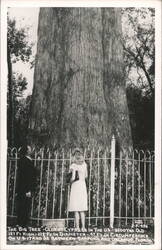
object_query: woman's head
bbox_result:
[72,148,84,164]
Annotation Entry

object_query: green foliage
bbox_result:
[121,8,155,149]
[7,73,30,147]
[127,85,154,150]
[14,95,32,147]
[12,72,28,98]
[122,8,155,96]
[7,16,33,63]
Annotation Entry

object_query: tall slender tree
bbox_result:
[29,8,132,150]
[7,16,33,146]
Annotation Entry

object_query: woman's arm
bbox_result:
[69,164,75,181]
[71,168,76,181]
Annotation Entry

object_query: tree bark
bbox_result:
[29,8,132,150]
[101,8,132,149]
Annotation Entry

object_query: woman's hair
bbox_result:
[72,148,84,164]
[72,148,83,156]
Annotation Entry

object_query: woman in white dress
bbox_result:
[68,148,88,231]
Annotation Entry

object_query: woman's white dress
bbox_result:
[68,162,88,212]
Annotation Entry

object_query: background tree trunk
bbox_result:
[29,8,132,150]
[7,46,14,147]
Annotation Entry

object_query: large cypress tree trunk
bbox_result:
[29,8,132,149]
[102,8,132,149]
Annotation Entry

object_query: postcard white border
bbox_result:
[0,0,161,250]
